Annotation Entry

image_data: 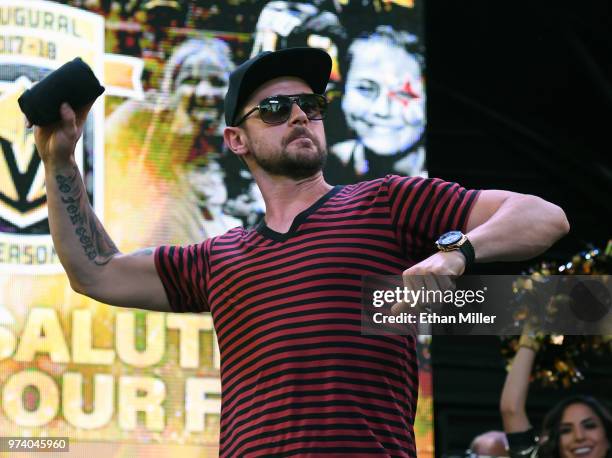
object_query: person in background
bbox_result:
[329,25,426,182]
[160,38,233,142]
[105,37,237,244]
[500,338,612,458]
[187,157,243,238]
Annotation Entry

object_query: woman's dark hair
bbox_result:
[539,395,612,458]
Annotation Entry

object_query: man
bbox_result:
[31,47,568,457]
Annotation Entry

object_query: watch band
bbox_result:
[436,232,476,268]
[458,237,475,267]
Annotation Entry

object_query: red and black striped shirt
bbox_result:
[155,175,480,457]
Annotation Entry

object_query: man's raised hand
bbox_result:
[28,101,94,166]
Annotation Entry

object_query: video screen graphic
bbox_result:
[0,1,430,456]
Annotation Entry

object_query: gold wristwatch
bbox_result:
[435,231,475,267]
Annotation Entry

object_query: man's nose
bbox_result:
[287,101,309,125]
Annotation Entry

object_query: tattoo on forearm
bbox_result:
[56,166,119,265]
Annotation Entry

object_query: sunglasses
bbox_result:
[235,93,328,126]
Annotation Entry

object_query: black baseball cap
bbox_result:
[224,47,332,127]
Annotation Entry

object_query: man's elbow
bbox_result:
[526,196,569,242]
[66,270,103,298]
[520,197,569,257]
[547,200,570,241]
[68,277,89,296]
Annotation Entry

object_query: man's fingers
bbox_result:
[57,101,94,125]
[391,274,455,315]
[434,274,455,294]
[423,274,438,295]
[75,101,95,125]
[60,102,76,128]
[391,275,424,314]
[402,272,421,289]
[390,301,404,315]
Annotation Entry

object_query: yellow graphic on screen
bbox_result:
[0,0,104,274]
[0,78,43,213]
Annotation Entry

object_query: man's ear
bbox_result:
[223,126,249,158]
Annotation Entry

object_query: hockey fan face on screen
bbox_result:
[342,27,425,156]
[163,38,234,134]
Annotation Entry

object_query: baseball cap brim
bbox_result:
[225,47,332,127]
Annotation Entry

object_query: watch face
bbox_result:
[438,231,463,246]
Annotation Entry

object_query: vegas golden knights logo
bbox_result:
[0,1,105,273]
[0,77,47,231]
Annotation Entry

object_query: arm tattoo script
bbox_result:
[56,166,119,265]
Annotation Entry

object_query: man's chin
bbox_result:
[272,159,325,181]
[252,146,327,180]
[284,155,326,178]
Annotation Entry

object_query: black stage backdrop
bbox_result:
[426,0,611,268]
[426,1,612,456]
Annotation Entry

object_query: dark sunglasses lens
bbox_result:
[259,97,292,124]
[258,94,327,124]
[298,94,327,119]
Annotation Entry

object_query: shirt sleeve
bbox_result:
[385,174,481,261]
[154,239,212,313]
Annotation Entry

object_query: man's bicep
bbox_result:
[465,189,517,232]
[88,248,172,312]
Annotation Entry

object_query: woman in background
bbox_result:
[500,338,612,458]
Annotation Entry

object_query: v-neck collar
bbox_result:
[255,185,343,242]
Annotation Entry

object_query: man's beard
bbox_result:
[251,127,328,180]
